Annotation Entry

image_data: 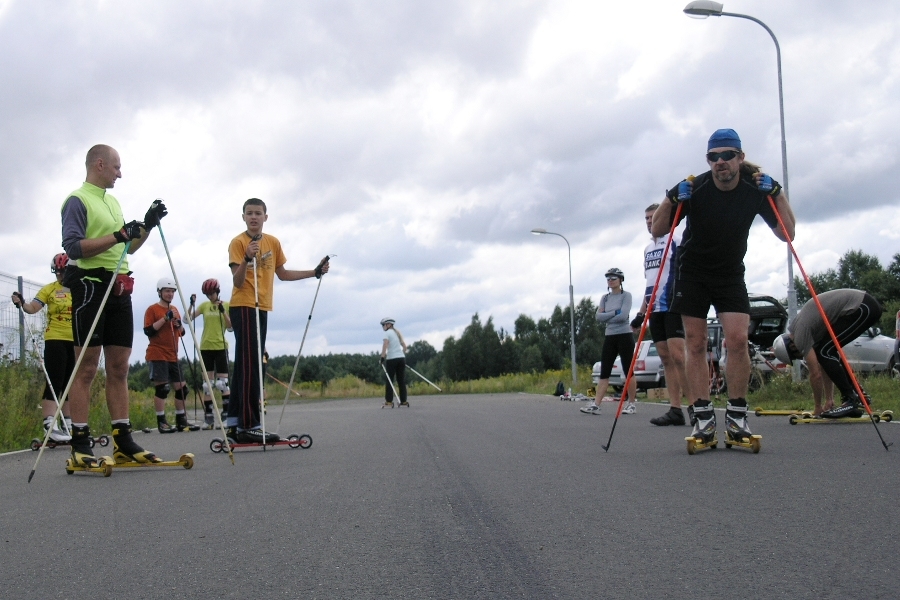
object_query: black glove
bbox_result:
[143,200,168,231]
[630,314,644,328]
[217,302,225,313]
[113,220,143,243]
[173,318,182,328]
[165,310,174,322]
[314,256,329,279]
[380,356,385,365]
[189,294,196,306]
[11,292,23,308]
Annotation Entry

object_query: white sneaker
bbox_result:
[622,403,636,415]
[580,403,601,415]
[46,425,72,443]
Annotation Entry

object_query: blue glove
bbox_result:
[757,174,782,197]
[614,309,621,316]
[666,179,692,204]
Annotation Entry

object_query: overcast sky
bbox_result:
[1,0,898,362]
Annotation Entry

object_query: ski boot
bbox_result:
[685,400,717,454]
[235,428,280,444]
[650,406,685,426]
[65,425,111,476]
[202,401,215,430]
[724,398,761,453]
[399,400,410,408]
[821,390,866,419]
[113,422,163,464]
[175,413,200,432]
[157,415,176,434]
[383,401,394,409]
[44,416,72,444]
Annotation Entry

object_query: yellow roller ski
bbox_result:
[685,434,718,455]
[109,453,195,470]
[64,456,113,477]
[724,433,762,453]
[754,407,809,417]
[789,411,892,425]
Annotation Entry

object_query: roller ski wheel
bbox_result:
[96,435,110,447]
[64,456,113,477]
[110,453,195,470]
[210,438,226,453]
[685,434,718,455]
[724,432,762,453]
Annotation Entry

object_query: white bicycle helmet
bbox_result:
[773,333,800,365]
[156,277,177,292]
[380,318,395,326]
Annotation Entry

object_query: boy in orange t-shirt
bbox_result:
[225,198,329,444]
[144,277,199,433]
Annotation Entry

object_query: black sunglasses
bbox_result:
[706,150,741,162]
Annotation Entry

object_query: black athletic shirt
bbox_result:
[672,171,780,283]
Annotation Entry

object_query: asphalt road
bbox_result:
[1,393,898,600]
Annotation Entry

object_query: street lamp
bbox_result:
[531,228,578,385]
[682,1,799,331]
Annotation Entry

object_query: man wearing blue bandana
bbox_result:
[651,129,795,449]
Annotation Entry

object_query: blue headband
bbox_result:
[708,128,741,151]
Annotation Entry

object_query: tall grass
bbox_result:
[748,372,900,413]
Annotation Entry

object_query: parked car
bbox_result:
[592,340,665,391]
[842,327,899,378]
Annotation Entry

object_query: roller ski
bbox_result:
[685,401,718,455]
[210,427,311,453]
[754,407,809,417]
[789,411,892,425]
[64,425,112,477]
[105,422,193,469]
[723,399,761,453]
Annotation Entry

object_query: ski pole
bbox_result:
[28,241,131,482]
[767,196,891,451]
[603,202,683,452]
[157,216,235,463]
[267,372,304,397]
[406,364,441,391]
[381,361,400,406]
[276,255,330,434]
[251,239,266,450]
[18,315,70,436]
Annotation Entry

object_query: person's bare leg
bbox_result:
[719,312,750,399]
[681,316,710,402]
[103,345,132,421]
[69,346,102,423]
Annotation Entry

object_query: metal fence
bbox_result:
[0,271,47,364]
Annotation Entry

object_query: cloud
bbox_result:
[1,0,899,363]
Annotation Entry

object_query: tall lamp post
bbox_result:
[531,228,578,385]
[682,1,798,330]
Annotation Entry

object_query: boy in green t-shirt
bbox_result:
[189,278,233,428]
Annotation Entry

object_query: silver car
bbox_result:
[592,341,665,391]
[842,327,899,377]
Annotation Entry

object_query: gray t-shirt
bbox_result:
[789,289,865,355]
[596,291,632,336]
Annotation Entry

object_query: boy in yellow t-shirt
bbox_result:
[11,253,74,442]
[226,198,329,444]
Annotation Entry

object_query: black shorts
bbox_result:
[670,279,750,319]
[200,349,229,374]
[598,332,636,380]
[42,339,75,401]
[70,270,134,348]
[149,361,184,384]
[648,312,684,343]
